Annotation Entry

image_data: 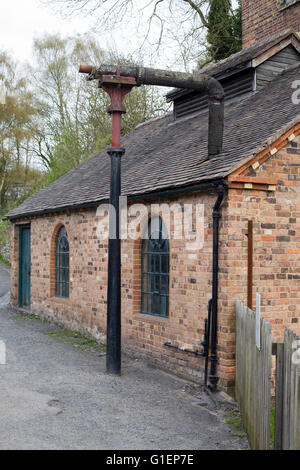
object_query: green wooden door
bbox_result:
[19,225,31,308]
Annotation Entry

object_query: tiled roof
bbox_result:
[167,29,300,101]
[7,63,300,220]
[199,29,299,77]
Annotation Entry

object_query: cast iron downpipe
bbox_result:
[203,299,212,387]
[209,184,225,390]
[79,63,225,376]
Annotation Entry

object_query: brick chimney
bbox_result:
[242,0,300,48]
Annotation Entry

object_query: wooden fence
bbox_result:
[275,328,300,450]
[235,299,273,450]
[236,299,300,450]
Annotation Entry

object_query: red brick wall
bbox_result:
[219,133,300,389]
[10,133,300,391]
[242,0,300,48]
[11,192,228,384]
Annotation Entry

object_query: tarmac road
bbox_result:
[0,262,248,450]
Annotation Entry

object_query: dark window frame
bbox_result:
[55,226,69,298]
[141,217,170,318]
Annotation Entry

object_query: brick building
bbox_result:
[242,0,300,47]
[7,4,300,391]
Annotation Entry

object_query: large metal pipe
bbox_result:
[79,64,225,159]
[106,147,124,374]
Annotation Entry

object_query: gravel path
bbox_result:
[0,262,247,450]
[0,262,9,298]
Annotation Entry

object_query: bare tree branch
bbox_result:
[182,0,209,29]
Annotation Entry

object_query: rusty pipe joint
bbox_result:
[206,75,225,102]
[79,63,225,158]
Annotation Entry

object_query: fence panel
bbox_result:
[235,299,272,450]
[281,329,300,450]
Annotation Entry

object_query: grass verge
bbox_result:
[224,409,246,439]
[270,406,275,448]
[48,329,106,354]
[13,312,40,321]
[0,255,10,267]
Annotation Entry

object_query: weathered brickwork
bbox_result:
[242,0,300,48]
[11,192,230,384]
[218,133,300,389]
[10,134,300,391]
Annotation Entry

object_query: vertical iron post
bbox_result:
[106,147,123,374]
[99,71,136,374]
[209,185,225,390]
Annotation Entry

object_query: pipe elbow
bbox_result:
[206,76,225,103]
[213,185,226,213]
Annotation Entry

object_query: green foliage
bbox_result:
[0,217,9,240]
[224,409,246,439]
[30,34,169,184]
[0,51,42,212]
[270,406,275,447]
[0,254,10,267]
[207,0,242,62]
[48,329,106,353]
[13,313,40,320]
[232,0,242,50]
[0,34,170,215]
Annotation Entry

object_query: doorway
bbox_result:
[18,225,31,308]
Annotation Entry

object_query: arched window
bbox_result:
[141,216,169,318]
[55,226,69,298]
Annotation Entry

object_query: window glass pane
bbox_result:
[161,274,169,295]
[161,254,169,273]
[150,254,159,274]
[160,296,168,317]
[142,273,149,293]
[142,247,148,271]
[153,293,160,315]
[150,216,160,239]
[141,293,146,313]
[154,274,160,292]
[147,293,152,314]
[55,226,69,299]
[141,217,169,317]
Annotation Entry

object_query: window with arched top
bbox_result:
[55,226,69,298]
[141,216,169,318]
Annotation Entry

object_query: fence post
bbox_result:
[296,373,300,449]
[235,300,272,449]
[256,293,261,351]
[274,342,284,450]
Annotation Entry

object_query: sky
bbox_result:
[0,0,239,70]
[0,0,187,68]
[0,0,92,63]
